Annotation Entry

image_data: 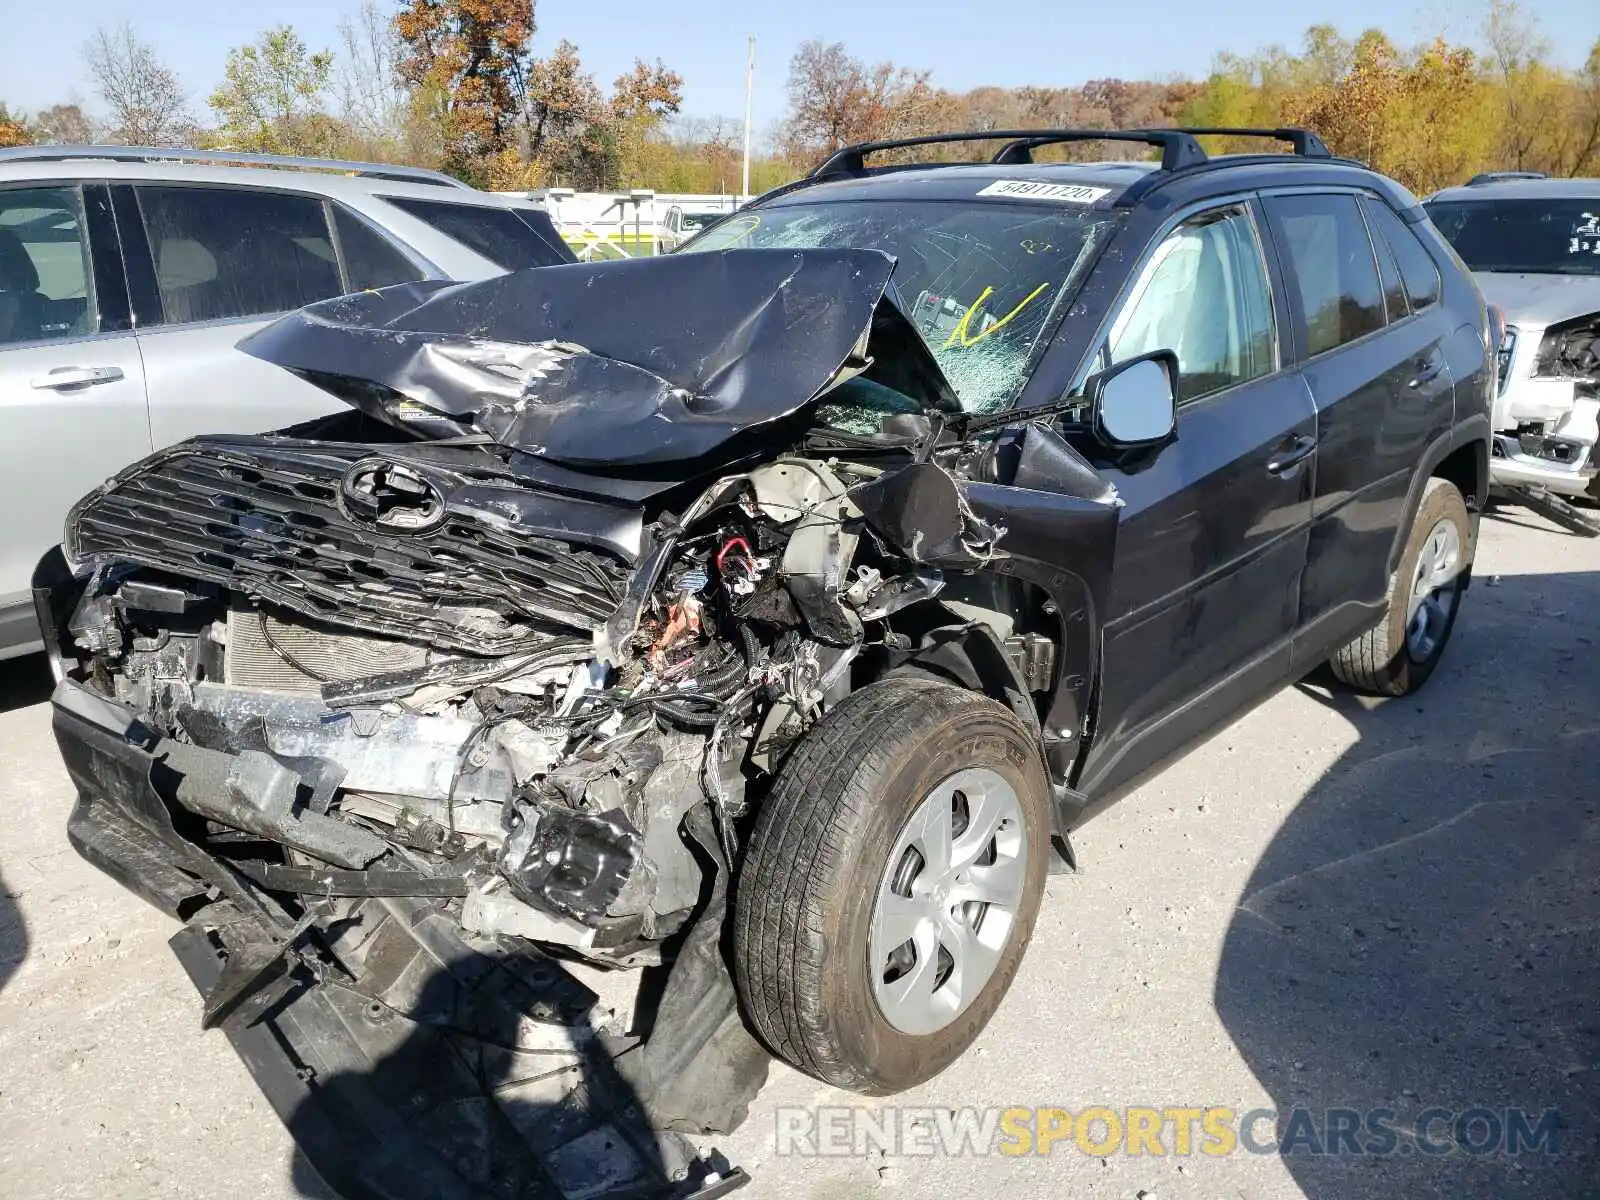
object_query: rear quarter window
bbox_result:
[380,196,572,271]
[1363,198,1441,310]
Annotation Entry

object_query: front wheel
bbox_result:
[732,675,1050,1094]
[1330,477,1471,696]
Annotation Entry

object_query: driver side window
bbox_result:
[1107,206,1276,404]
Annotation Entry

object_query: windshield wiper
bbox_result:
[947,392,1089,442]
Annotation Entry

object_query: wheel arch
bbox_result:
[1388,420,1490,576]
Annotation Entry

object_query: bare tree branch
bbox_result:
[83,23,193,146]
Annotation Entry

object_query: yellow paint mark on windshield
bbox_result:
[942,282,1050,349]
[712,213,762,246]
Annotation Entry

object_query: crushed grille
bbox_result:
[69,444,629,655]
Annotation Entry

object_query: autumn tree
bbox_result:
[518,39,605,174]
[483,41,682,190]
[83,23,193,145]
[209,27,339,155]
[0,105,30,149]
[782,40,940,161]
[604,58,684,185]
[395,0,536,177]
[667,116,744,192]
[1284,30,1406,166]
[1485,0,1547,172]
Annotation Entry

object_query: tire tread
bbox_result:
[733,675,1027,1090]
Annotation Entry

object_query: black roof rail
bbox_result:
[1465,170,1549,185]
[1165,127,1331,157]
[809,129,1210,178]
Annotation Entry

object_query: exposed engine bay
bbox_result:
[60,440,1017,961]
[1533,313,1600,382]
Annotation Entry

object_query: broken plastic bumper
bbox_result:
[1491,433,1599,497]
[52,682,751,1200]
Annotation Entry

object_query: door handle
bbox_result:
[30,365,125,390]
[1407,354,1445,389]
[1267,435,1318,475]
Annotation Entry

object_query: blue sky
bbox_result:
[5,0,1595,140]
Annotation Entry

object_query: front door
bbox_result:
[0,182,150,652]
[1076,202,1318,799]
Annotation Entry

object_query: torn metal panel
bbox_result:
[501,800,643,925]
[238,249,961,467]
[850,461,1007,567]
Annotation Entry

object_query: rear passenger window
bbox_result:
[1363,198,1441,310]
[1267,194,1385,356]
[334,207,424,291]
[1108,206,1277,404]
[135,186,342,325]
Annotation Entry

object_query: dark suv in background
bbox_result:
[36,128,1492,1197]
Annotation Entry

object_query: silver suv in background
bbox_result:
[1424,176,1600,499]
[0,146,574,659]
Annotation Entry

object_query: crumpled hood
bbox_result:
[239,248,961,468]
[1475,272,1600,330]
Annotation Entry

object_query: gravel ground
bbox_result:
[1,507,1595,1200]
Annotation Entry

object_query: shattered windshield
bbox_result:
[1425,198,1600,276]
[679,199,1117,413]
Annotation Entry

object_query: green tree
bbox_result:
[209,26,338,155]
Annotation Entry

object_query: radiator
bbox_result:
[225,609,429,693]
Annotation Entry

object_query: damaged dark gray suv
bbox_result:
[36,128,1493,1198]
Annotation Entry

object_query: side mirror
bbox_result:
[1084,350,1178,450]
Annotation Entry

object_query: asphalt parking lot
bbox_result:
[1,506,1596,1200]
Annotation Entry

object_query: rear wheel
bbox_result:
[1330,477,1470,696]
[732,675,1050,1094]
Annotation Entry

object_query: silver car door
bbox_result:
[116,183,359,448]
[0,181,151,655]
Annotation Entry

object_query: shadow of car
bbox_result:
[1215,567,1600,1196]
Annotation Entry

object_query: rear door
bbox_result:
[0,181,150,644]
[117,183,427,448]
[1078,201,1319,798]
[1261,191,1455,659]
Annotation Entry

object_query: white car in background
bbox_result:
[0,145,575,659]
[1424,175,1600,501]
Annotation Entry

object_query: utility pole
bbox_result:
[741,34,755,203]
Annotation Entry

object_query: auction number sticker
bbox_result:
[976,180,1113,204]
